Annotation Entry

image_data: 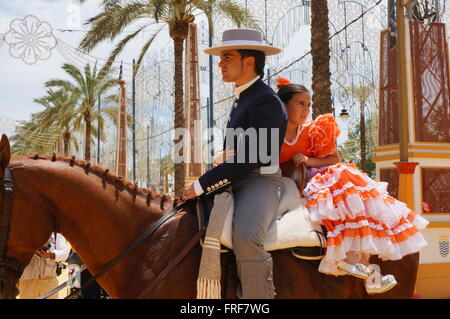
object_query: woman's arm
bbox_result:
[293,151,340,168]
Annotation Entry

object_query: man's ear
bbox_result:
[245,56,256,68]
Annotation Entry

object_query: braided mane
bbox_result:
[27,153,177,209]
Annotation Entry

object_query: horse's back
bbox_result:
[220,251,419,298]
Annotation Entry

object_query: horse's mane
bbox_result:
[19,153,177,210]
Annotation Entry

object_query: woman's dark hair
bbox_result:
[277,83,310,104]
[237,49,266,78]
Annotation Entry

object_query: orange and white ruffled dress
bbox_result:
[280,114,429,276]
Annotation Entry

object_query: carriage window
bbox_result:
[379,168,399,200]
[410,21,450,143]
[421,168,450,214]
[379,30,400,146]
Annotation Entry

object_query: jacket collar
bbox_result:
[234,75,261,99]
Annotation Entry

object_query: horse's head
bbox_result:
[0,135,56,298]
[0,134,20,298]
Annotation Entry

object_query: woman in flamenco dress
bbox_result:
[276,77,429,294]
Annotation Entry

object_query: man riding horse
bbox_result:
[183,28,287,299]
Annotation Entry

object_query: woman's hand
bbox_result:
[292,153,309,167]
[212,148,235,168]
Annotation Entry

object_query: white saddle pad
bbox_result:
[220,177,326,251]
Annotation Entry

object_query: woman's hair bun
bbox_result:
[276,77,291,89]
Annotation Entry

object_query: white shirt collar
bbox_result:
[234,75,260,99]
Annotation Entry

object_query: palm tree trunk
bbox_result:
[164,173,169,194]
[173,37,186,197]
[63,131,71,157]
[84,110,92,161]
[360,101,367,172]
[311,0,333,119]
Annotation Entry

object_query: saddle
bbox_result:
[197,162,326,260]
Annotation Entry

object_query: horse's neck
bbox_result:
[18,159,161,277]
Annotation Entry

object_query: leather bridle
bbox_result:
[0,167,25,297]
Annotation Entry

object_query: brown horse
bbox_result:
[0,134,419,299]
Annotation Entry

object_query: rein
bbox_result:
[38,199,204,299]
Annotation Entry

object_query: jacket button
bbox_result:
[219,181,223,186]
[224,179,228,183]
[214,183,219,188]
[207,187,211,192]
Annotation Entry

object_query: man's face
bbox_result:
[218,49,250,83]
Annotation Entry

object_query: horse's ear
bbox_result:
[0,134,11,178]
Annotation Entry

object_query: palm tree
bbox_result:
[76,0,256,195]
[33,88,80,157]
[310,0,333,118]
[346,85,373,173]
[11,120,59,156]
[338,115,377,179]
[45,63,118,161]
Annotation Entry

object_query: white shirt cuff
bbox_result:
[51,234,69,262]
[53,249,68,262]
[193,180,204,196]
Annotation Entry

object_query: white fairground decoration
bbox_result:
[3,15,57,65]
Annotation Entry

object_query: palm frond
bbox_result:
[149,0,169,23]
[97,23,154,79]
[71,134,80,153]
[135,24,166,72]
[99,106,119,126]
[61,63,88,93]
[72,114,84,131]
[79,1,150,53]
[214,0,260,31]
[97,78,118,97]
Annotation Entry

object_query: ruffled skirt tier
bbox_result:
[304,163,429,276]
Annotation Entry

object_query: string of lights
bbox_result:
[129,0,384,142]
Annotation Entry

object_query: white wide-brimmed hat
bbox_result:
[204,29,281,56]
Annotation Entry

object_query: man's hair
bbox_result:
[237,49,266,78]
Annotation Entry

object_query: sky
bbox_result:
[0,0,170,132]
[0,0,322,140]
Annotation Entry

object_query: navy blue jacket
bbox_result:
[198,79,287,196]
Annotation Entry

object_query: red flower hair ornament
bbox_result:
[276,77,291,89]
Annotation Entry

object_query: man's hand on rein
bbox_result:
[182,181,197,201]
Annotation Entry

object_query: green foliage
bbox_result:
[11,120,57,156]
[45,62,119,160]
[338,118,377,179]
[12,62,120,158]
[78,0,257,73]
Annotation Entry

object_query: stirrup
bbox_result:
[337,261,371,279]
[365,274,397,295]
